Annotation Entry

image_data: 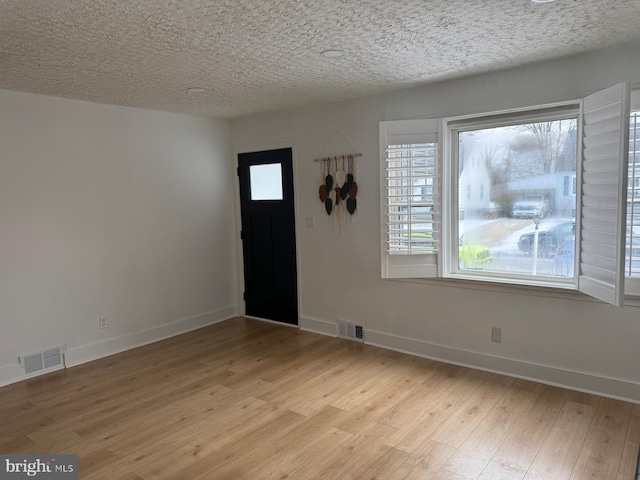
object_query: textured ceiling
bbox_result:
[2,0,640,119]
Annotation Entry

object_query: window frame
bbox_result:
[248,163,285,201]
[624,89,640,296]
[380,119,441,279]
[381,82,632,306]
[442,103,580,289]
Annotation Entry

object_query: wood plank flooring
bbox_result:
[1,317,638,479]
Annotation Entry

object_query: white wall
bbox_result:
[0,90,238,385]
[231,44,640,402]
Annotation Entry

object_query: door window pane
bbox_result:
[250,163,283,200]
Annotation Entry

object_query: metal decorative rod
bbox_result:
[314,153,363,162]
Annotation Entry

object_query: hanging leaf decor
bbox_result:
[346,155,357,214]
[345,173,354,193]
[325,174,333,191]
[325,198,333,215]
[314,152,361,221]
[319,184,328,202]
[338,157,349,200]
[349,181,358,198]
[346,197,357,215]
[340,182,349,200]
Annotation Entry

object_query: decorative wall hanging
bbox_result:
[315,153,361,224]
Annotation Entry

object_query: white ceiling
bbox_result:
[2,0,640,119]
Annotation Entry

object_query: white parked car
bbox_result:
[512,195,549,219]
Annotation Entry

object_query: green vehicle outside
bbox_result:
[459,240,492,268]
[404,232,492,268]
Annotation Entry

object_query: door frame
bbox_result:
[232,141,301,326]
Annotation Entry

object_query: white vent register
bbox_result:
[19,345,65,375]
[338,320,364,342]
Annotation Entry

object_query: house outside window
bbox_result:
[453,115,577,281]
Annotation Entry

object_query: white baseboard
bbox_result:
[0,363,23,388]
[0,305,238,388]
[66,305,238,367]
[365,329,640,404]
[300,316,337,337]
[295,318,639,403]
[4,309,637,403]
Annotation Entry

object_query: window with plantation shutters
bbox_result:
[380,119,440,279]
[385,143,438,253]
[380,83,632,306]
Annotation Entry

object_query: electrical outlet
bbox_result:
[99,316,107,329]
[491,326,501,343]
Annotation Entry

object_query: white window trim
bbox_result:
[381,83,633,307]
[624,89,640,297]
[442,103,580,288]
[380,119,440,279]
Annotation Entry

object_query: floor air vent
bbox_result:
[20,346,64,375]
[337,320,365,342]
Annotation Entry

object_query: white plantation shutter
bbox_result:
[579,82,630,306]
[380,119,440,278]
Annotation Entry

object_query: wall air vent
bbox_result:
[19,346,65,376]
[337,320,365,342]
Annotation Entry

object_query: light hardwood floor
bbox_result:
[1,317,638,479]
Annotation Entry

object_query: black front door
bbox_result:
[238,148,298,325]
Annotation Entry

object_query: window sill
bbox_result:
[385,276,640,307]
[446,271,575,291]
[622,294,640,307]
